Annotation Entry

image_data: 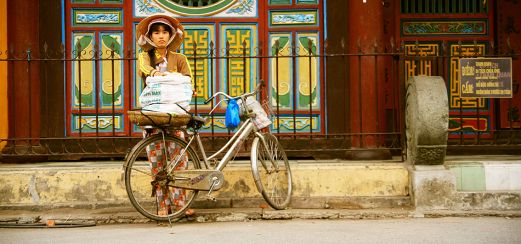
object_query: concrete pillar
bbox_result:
[411,165,456,210]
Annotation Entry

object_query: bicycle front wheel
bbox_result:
[124,134,201,221]
[251,133,292,210]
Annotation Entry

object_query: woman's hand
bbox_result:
[153,71,167,76]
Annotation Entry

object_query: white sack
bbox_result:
[139,72,193,114]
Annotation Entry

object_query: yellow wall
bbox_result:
[0,0,7,149]
[0,163,409,205]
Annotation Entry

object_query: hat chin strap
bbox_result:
[137,35,149,47]
[166,32,176,47]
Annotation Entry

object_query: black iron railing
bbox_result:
[0,40,519,161]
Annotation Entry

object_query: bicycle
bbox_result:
[124,81,293,221]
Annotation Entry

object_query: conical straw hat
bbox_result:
[136,14,185,52]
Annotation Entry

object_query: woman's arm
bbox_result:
[176,53,193,78]
[137,52,159,78]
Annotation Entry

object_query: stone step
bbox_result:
[0,160,410,210]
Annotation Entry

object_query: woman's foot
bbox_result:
[185,209,195,216]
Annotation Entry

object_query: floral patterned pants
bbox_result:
[144,129,188,216]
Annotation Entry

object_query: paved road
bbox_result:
[1,217,520,244]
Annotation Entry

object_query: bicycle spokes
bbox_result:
[125,134,201,221]
[251,133,292,210]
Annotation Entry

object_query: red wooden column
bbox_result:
[7,0,40,144]
[348,0,385,151]
[497,0,521,130]
[0,0,7,150]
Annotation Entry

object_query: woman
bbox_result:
[136,14,192,80]
[136,14,194,217]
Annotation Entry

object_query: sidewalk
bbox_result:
[1,156,520,225]
[2,206,521,225]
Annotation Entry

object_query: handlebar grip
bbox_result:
[204,97,213,104]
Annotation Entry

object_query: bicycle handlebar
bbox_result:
[204,80,265,104]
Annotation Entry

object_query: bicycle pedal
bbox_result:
[205,195,217,202]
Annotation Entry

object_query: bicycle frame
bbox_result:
[184,118,260,172]
[163,81,272,176]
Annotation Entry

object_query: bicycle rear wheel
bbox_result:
[124,134,200,221]
[251,133,292,209]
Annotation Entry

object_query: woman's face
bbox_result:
[150,25,171,48]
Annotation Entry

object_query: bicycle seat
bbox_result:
[188,115,207,129]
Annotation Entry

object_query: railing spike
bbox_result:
[413,40,419,55]
[26,48,32,60]
[226,41,230,56]
[75,41,82,58]
[292,38,297,55]
[274,39,280,56]
[324,38,329,54]
[59,43,65,57]
[126,47,132,58]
